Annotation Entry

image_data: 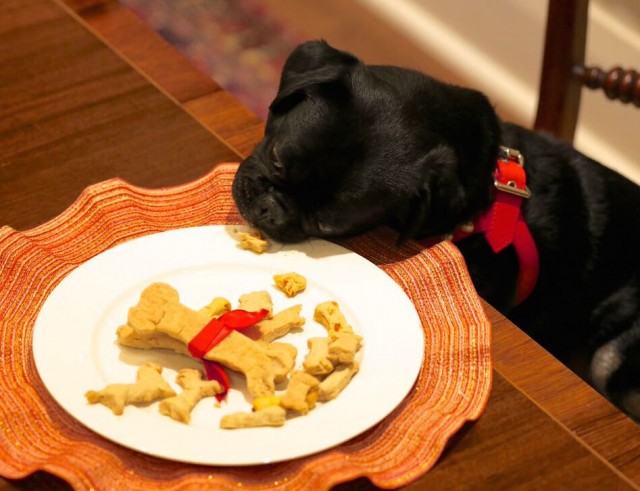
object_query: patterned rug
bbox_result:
[120,0,304,119]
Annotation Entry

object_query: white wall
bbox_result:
[358,0,640,183]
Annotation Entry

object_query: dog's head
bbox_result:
[232,40,501,243]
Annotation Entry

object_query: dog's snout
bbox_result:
[257,194,288,227]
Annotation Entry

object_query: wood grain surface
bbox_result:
[2,0,640,489]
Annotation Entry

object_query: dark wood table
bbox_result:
[2,0,640,489]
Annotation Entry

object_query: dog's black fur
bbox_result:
[232,40,640,419]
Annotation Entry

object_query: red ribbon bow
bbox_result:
[188,308,269,400]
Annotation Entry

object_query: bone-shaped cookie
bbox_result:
[116,283,296,398]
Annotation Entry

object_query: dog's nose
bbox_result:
[250,192,307,243]
[256,194,288,227]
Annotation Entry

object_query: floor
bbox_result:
[252,0,464,83]
[121,0,468,120]
[246,0,520,123]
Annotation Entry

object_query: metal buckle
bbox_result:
[495,146,531,198]
[494,180,532,198]
[499,145,525,166]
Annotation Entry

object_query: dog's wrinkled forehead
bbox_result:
[260,42,366,186]
[270,40,358,113]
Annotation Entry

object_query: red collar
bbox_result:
[424,146,540,306]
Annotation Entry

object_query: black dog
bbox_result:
[232,40,640,420]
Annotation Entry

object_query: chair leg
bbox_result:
[534,0,589,142]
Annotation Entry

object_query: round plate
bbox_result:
[32,225,424,465]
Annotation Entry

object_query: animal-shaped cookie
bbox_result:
[159,369,223,423]
[85,363,175,415]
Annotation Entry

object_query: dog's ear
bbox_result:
[281,40,359,74]
[270,40,359,113]
[398,144,466,242]
[399,184,431,243]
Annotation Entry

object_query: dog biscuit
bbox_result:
[302,337,334,375]
[251,305,305,342]
[273,272,307,297]
[116,283,296,399]
[220,406,287,429]
[159,369,222,423]
[280,371,320,414]
[85,363,175,415]
[318,361,360,402]
[327,331,363,364]
[314,301,353,337]
[236,230,269,254]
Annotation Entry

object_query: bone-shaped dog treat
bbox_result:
[318,361,360,402]
[280,371,320,414]
[303,337,334,375]
[220,406,287,429]
[314,301,354,337]
[250,305,305,342]
[85,363,176,415]
[159,369,222,423]
[327,331,363,364]
[116,283,296,399]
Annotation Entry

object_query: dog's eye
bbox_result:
[270,146,284,169]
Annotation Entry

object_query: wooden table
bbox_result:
[2,0,640,489]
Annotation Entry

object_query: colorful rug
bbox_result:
[120,0,303,119]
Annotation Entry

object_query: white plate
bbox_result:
[33,225,424,466]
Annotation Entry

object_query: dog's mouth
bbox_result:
[233,171,363,244]
[232,169,310,243]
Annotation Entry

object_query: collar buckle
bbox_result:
[498,145,525,165]
[494,146,531,199]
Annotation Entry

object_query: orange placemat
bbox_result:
[0,163,492,490]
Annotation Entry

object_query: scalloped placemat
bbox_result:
[0,163,492,490]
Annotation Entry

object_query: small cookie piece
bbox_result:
[328,331,363,364]
[318,362,360,402]
[238,291,273,318]
[199,297,231,320]
[280,371,320,415]
[252,395,282,411]
[159,369,222,423]
[252,305,305,342]
[85,363,175,415]
[220,406,287,429]
[302,337,334,376]
[314,301,353,337]
[236,230,269,254]
[273,272,307,297]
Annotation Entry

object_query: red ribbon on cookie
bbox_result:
[188,308,269,400]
